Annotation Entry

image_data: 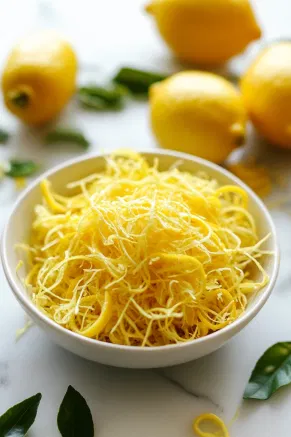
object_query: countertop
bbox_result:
[1,0,291,435]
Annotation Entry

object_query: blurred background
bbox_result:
[0,0,288,146]
[0,0,288,155]
[0,0,290,215]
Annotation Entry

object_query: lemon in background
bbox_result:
[145,0,261,66]
[241,42,291,149]
[2,31,78,125]
[149,71,246,164]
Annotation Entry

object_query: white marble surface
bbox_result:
[1,0,291,435]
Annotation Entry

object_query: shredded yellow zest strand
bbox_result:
[15,177,27,190]
[193,413,230,437]
[15,318,33,342]
[20,151,270,346]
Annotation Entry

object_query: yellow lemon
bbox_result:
[2,31,78,125]
[241,42,291,149]
[145,0,261,66]
[149,71,246,163]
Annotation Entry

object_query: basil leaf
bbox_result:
[45,128,90,149]
[5,160,38,178]
[0,393,41,436]
[244,342,291,400]
[0,129,9,144]
[113,67,167,94]
[79,84,127,102]
[78,84,127,111]
[79,93,122,111]
[57,386,94,437]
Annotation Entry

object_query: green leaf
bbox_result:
[5,160,38,178]
[45,128,90,149]
[57,386,94,437]
[244,342,291,400]
[78,84,127,111]
[79,94,121,111]
[0,129,9,144]
[0,393,41,436]
[112,67,168,94]
[79,84,127,103]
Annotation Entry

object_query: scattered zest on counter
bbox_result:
[5,160,38,178]
[113,66,168,94]
[193,413,230,437]
[58,386,94,437]
[79,84,128,110]
[244,342,291,400]
[14,177,27,190]
[15,318,33,341]
[0,393,42,437]
[0,128,9,144]
[45,128,90,149]
[226,161,272,198]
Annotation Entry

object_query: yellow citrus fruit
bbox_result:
[145,0,261,66]
[1,31,78,125]
[241,42,291,149]
[149,71,246,163]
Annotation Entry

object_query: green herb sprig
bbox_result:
[58,386,94,437]
[0,393,41,436]
[113,67,168,94]
[78,84,127,110]
[0,387,93,437]
[5,160,39,178]
[244,342,291,400]
[45,128,90,149]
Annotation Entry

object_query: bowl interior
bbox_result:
[4,151,278,329]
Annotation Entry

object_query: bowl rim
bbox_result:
[1,149,280,353]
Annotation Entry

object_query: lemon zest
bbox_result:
[227,163,272,198]
[16,260,24,273]
[193,413,230,437]
[16,318,33,341]
[20,151,270,346]
[70,290,112,338]
[228,406,240,428]
[40,179,66,213]
[15,177,27,190]
[214,185,248,208]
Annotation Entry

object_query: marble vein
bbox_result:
[0,362,9,389]
[156,370,223,412]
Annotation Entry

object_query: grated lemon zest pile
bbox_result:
[20,150,270,346]
[193,413,230,437]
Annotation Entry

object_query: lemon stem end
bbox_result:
[8,90,30,108]
[230,123,246,147]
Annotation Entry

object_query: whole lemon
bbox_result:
[145,0,261,66]
[2,31,77,125]
[241,42,291,149]
[149,71,246,163]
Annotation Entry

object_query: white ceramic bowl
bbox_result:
[1,150,279,368]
